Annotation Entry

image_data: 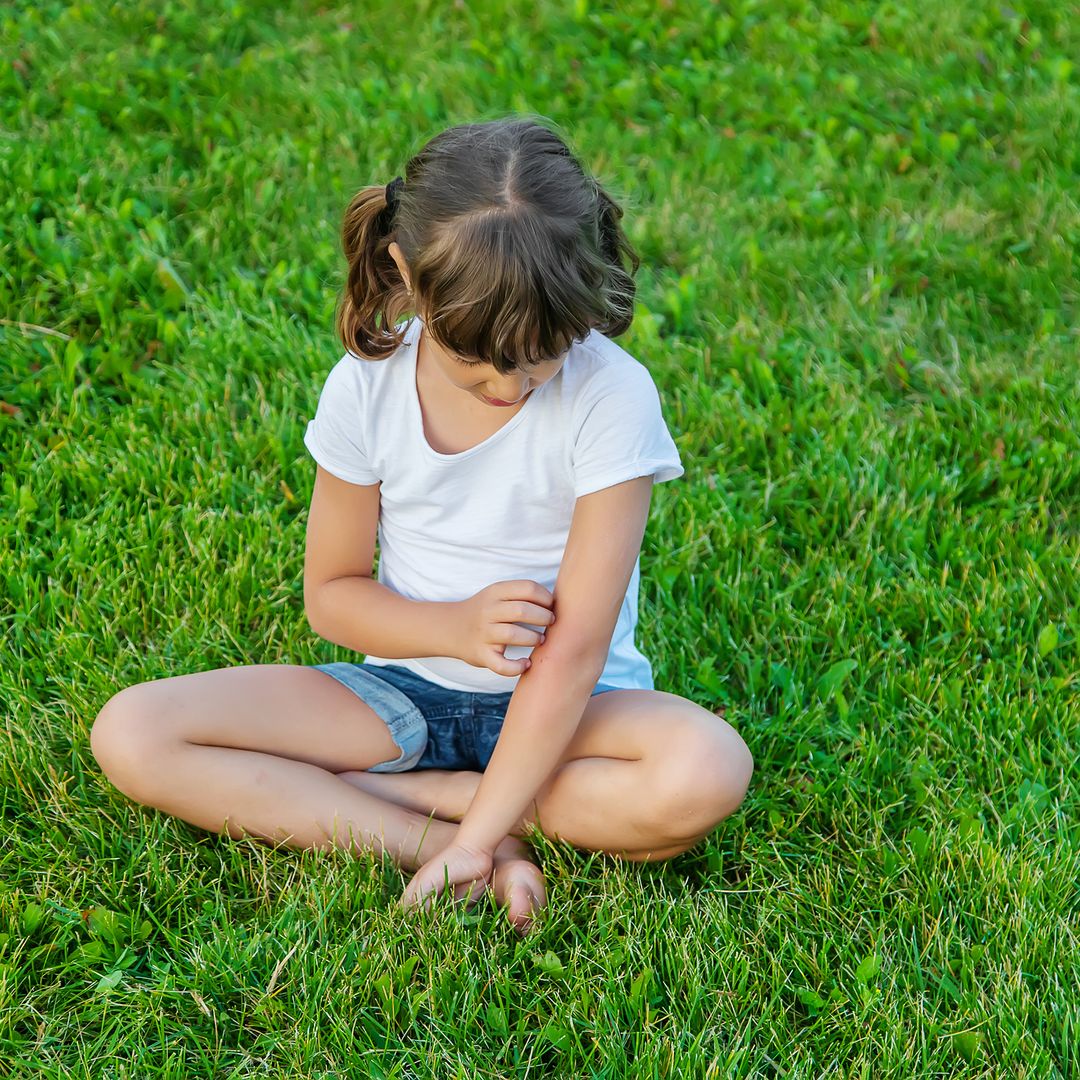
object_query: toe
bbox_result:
[506,884,538,933]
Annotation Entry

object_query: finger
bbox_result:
[487,648,530,677]
[497,624,546,647]
[402,872,441,911]
[500,581,555,609]
[405,887,440,915]
[452,878,487,906]
[499,601,556,627]
[526,581,556,607]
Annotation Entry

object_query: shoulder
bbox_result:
[563,329,684,497]
[567,327,655,384]
[564,329,665,423]
[316,318,416,402]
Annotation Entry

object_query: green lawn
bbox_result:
[2,1,1078,1075]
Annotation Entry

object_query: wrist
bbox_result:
[454,822,500,857]
[426,599,464,659]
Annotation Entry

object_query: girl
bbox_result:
[91,116,754,933]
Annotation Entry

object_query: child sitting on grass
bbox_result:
[91,114,754,932]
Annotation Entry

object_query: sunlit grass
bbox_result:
[1,0,1077,1075]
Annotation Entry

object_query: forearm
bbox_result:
[307,575,460,659]
[455,643,606,853]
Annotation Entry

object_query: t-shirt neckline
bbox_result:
[408,316,544,462]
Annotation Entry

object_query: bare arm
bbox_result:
[304,464,457,658]
[304,466,551,672]
[307,574,460,660]
[403,474,656,905]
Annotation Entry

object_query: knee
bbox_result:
[647,714,754,844]
[90,686,169,802]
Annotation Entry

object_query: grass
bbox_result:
[2,0,1078,1075]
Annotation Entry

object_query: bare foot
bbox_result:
[490,839,547,934]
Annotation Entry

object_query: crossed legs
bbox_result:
[337,686,753,860]
[90,664,753,930]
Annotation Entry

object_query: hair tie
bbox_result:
[385,175,405,216]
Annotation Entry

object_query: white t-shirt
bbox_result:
[303,315,684,693]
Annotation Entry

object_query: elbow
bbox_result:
[304,595,328,641]
[303,581,322,633]
[304,580,338,641]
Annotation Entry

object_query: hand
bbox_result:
[450,579,556,677]
[401,842,495,913]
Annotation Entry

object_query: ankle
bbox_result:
[494,835,535,863]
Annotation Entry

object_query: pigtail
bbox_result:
[593,182,640,337]
[335,184,412,360]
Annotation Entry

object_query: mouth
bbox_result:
[480,393,522,407]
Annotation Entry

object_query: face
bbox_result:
[390,242,568,407]
[433,343,566,407]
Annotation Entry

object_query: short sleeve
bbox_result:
[302,354,381,485]
[571,361,685,499]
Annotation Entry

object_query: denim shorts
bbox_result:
[311,661,620,773]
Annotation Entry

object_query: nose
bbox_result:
[491,380,531,403]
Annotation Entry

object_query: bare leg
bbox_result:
[338,689,754,862]
[91,670,751,928]
[340,769,481,824]
[90,666,545,930]
[341,768,690,860]
[335,768,547,924]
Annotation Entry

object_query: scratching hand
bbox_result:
[452,579,556,677]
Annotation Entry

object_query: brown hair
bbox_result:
[335,115,641,375]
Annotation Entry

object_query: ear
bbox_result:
[387,241,413,293]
